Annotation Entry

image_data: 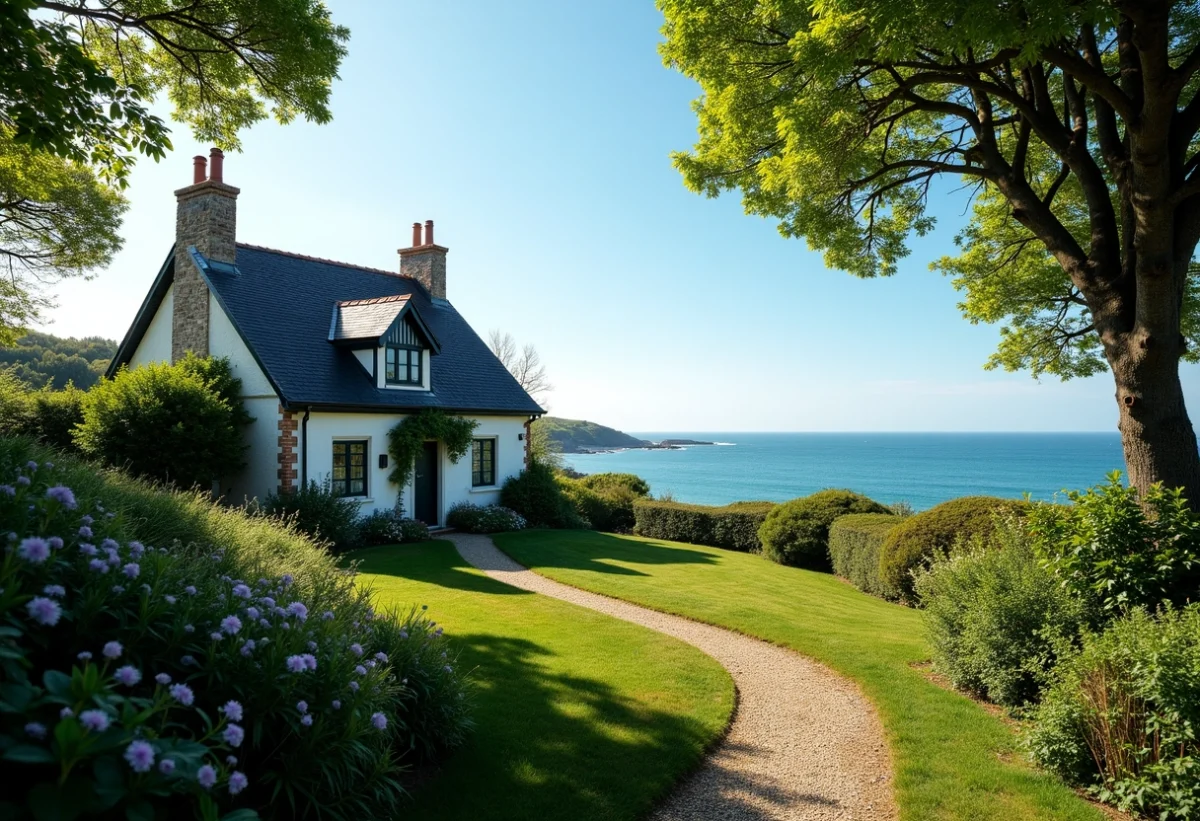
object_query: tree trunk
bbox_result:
[1109,334,1200,502]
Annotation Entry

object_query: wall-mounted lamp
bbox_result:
[517,433,525,441]
[378,454,389,469]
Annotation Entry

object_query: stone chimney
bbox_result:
[172,148,239,361]
[398,219,448,299]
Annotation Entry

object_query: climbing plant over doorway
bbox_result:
[387,409,477,487]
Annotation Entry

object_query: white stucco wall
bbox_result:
[301,412,527,522]
[128,285,173,368]
[208,292,279,504]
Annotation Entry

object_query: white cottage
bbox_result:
[110,149,544,526]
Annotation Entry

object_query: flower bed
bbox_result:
[0,447,469,820]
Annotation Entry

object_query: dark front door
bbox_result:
[414,441,439,526]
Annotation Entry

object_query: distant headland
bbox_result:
[536,417,714,454]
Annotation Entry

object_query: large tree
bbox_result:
[660,0,1200,500]
[0,0,347,337]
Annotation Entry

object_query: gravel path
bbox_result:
[448,533,896,820]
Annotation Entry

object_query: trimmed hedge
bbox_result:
[829,513,902,596]
[758,490,890,569]
[879,495,1031,602]
[557,472,649,533]
[633,499,775,552]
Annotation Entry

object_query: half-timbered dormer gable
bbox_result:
[329,295,440,391]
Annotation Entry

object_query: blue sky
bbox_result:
[38,1,1200,432]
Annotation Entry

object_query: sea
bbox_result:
[560,432,1127,511]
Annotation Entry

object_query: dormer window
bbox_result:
[385,345,423,386]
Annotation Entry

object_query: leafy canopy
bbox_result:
[659,0,1200,378]
[386,410,477,489]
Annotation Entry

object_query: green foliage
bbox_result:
[532,416,648,453]
[0,331,115,390]
[260,479,361,552]
[632,499,776,552]
[758,490,890,570]
[1027,606,1200,820]
[386,409,476,488]
[0,438,471,821]
[829,513,902,596]
[445,502,527,534]
[557,472,651,533]
[356,508,429,547]
[0,370,85,453]
[500,462,586,529]
[914,520,1091,709]
[527,420,564,470]
[0,126,127,342]
[879,496,1031,601]
[1028,472,1200,615]
[75,358,248,489]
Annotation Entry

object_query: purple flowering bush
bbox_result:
[0,447,471,820]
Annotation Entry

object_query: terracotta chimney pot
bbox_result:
[192,155,207,185]
[209,148,224,183]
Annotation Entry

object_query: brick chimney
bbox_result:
[172,148,239,361]
[398,219,448,299]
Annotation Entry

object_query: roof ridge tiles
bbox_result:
[236,242,417,280]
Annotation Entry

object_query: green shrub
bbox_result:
[1027,605,1200,819]
[27,384,85,452]
[564,472,651,533]
[879,495,1031,602]
[357,507,430,547]
[576,472,651,497]
[633,499,775,552]
[445,502,527,533]
[75,358,249,489]
[0,439,471,821]
[500,462,585,528]
[829,513,902,596]
[260,479,362,552]
[759,489,890,569]
[914,519,1091,708]
[1028,472,1200,615]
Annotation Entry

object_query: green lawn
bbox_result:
[493,530,1107,821]
[353,541,733,821]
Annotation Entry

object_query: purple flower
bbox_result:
[0,485,14,497]
[331,699,341,710]
[232,584,251,599]
[210,632,223,642]
[164,595,176,605]
[77,651,92,661]
[100,538,119,551]
[26,596,61,626]
[296,700,308,713]
[374,652,388,663]
[184,586,197,596]
[322,610,335,621]
[111,586,125,595]
[348,681,360,692]
[114,665,141,687]
[46,486,77,509]
[349,643,363,657]
[286,601,308,621]
[25,722,47,740]
[155,673,171,685]
[281,574,294,587]
[88,559,108,574]
[221,700,244,722]
[129,542,144,558]
[280,621,290,630]
[79,709,110,732]
[399,630,408,640]
[122,563,139,579]
[124,740,155,772]
[303,653,317,670]
[17,537,49,563]
[79,543,97,556]
[220,615,242,635]
[222,723,244,747]
[102,641,122,659]
[307,640,318,651]
[258,619,269,628]
[47,536,63,550]
[371,712,388,730]
[78,526,93,539]
[239,639,256,657]
[197,764,217,789]
[183,624,195,633]
[228,771,248,795]
[181,654,197,666]
[15,475,30,487]
[169,684,194,705]
[226,755,237,765]
[355,665,367,676]
[158,758,176,774]
[80,514,94,526]
[259,596,275,608]
[444,664,453,673]
[25,460,37,471]
[285,655,307,673]
[245,606,260,620]
[300,714,313,727]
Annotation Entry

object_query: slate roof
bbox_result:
[331,295,411,342]
[111,244,544,416]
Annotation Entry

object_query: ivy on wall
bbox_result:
[386,409,477,488]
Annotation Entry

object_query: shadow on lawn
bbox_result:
[499,530,720,578]
[353,544,533,596]
[411,632,789,821]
